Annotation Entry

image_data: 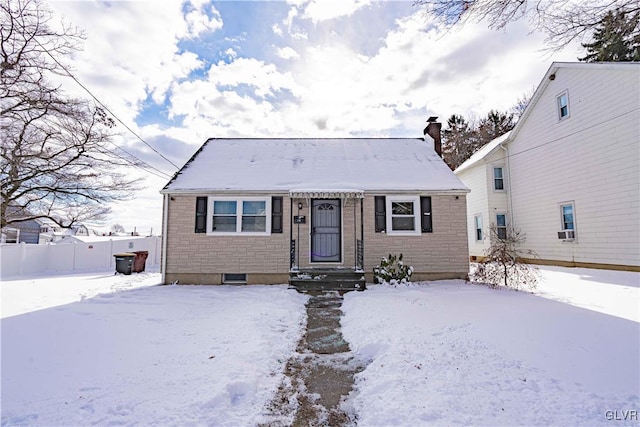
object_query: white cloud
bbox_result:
[275,46,300,60]
[41,1,584,234]
[49,1,208,125]
[184,1,223,38]
[302,0,372,23]
[224,48,238,60]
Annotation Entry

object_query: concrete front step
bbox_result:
[289,269,366,292]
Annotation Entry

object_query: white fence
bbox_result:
[0,236,162,279]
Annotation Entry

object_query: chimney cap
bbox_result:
[427,116,438,122]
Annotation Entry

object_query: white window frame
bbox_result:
[492,166,505,191]
[386,196,421,236]
[556,90,570,121]
[474,214,483,241]
[559,201,577,240]
[495,213,507,240]
[207,196,271,236]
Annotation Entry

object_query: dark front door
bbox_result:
[311,199,341,262]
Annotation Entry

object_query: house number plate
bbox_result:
[294,215,306,224]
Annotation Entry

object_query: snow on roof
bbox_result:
[454,131,511,175]
[56,235,148,244]
[163,138,468,193]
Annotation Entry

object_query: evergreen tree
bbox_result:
[442,109,516,171]
[477,110,515,144]
[579,10,640,62]
[442,114,477,170]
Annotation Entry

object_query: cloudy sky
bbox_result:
[47,0,582,235]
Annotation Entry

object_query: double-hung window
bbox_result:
[493,167,504,191]
[557,91,570,120]
[210,197,270,235]
[559,202,576,240]
[496,214,507,240]
[474,215,483,241]
[386,196,420,235]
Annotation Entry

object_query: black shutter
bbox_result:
[195,197,207,233]
[420,196,432,233]
[374,196,386,232]
[272,196,283,233]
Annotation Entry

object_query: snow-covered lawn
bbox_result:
[342,266,640,426]
[1,266,638,426]
[1,272,307,426]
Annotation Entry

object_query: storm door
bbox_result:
[311,199,341,262]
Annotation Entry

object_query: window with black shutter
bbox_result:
[271,196,283,233]
[374,196,386,232]
[420,196,432,233]
[195,196,207,233]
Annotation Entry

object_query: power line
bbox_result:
[34,38,181,173]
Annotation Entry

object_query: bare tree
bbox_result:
[1,0,141,229]
[472,223,539,291]
[414,0,640,52]
[110,223,125,234]
[510,88,535,121]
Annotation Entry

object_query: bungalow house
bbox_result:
[160,120,470,286]
[455,62,640,271]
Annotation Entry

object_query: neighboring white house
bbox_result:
[455,62,639,271]
[39,223,91,244]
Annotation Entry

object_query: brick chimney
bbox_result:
[424,116,442,157]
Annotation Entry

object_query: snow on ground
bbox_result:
[535,266,639,323]
[1,269,162,319]
[1,274,308,426]
[2,265,638,426]
[341,267,640,426]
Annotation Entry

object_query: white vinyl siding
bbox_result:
[507,65,639,267]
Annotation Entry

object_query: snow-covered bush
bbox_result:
[373,253,413,285]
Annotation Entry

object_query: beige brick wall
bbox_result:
[362,194,470,280]
[164,193,469,284]
[165,195,291,284]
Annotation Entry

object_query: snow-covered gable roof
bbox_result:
[163,138,468,193]
[454,131,511,175]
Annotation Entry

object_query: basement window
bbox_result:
[223,273,247,284]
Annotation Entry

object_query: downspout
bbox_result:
[161,193,169,284]
[353,198,357,269]
[289,197,294,270]
[360,196,364,271]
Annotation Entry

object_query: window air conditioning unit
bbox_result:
[557,230,575,240]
